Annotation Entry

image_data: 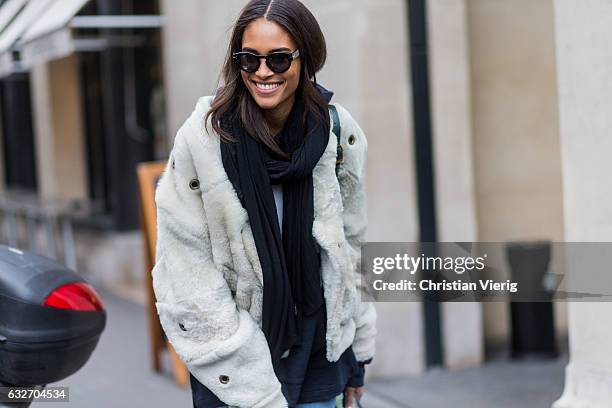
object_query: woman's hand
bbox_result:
[343,386,364,407]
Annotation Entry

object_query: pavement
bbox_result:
[363,357,566,408]
[35,289,566,408]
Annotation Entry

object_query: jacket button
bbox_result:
[189,179,200,190]
[178,322,187,331]
[348,134,356,145]
[219,375,230,384]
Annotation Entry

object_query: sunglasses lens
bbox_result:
[267,54,291,73]
[237,54,259,72]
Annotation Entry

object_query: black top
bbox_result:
[189,300,365,407]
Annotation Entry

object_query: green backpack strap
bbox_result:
[329,104,342,175]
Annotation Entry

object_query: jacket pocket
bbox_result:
[157,300,206,338]
[155,296,238,364]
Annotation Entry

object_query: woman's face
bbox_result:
[240,18,301,113]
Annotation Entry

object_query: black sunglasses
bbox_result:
[232,49,300,74]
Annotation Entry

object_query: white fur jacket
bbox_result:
[152,95,377,408]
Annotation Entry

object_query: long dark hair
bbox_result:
[205,0,329,159]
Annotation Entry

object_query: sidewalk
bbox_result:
[39,289,565,408]
[361,357,566,408]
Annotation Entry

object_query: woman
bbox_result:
[152,1,376,407]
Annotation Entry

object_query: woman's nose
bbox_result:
[255,57,273,78]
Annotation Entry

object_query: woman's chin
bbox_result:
[252,95,283,110]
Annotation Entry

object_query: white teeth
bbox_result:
[255,82,281,90]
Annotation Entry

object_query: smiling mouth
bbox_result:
[252,80,284,91]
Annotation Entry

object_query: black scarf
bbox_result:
[220,86,333,365]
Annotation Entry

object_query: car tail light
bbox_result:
[43,282,105,312]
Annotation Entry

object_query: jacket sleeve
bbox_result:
[151,118,287,408]
[334,104,377,364]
